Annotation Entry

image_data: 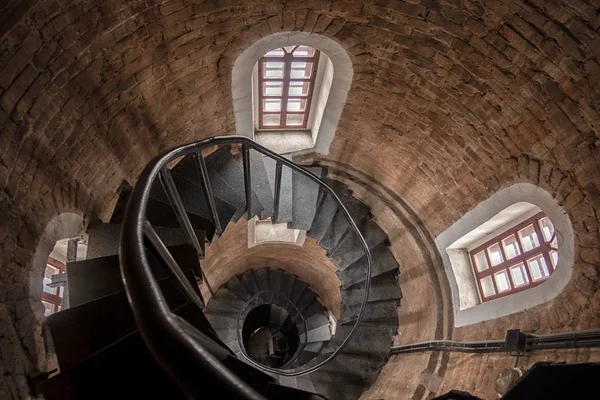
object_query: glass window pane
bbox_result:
[550,250,559,268]
[283,46,296,53]
[510,262,529,287]
[288,81,310,96]
[473,251,489,272]
[263,62,284,78]
[286,114,304,126]
[480,276,496,297]
[487,243,504,266]
[538,217,555,242]
[518,224,540,252]
[263,99,281,112]
[287,99,307,112]
[527,254,550,281]
[264,48,284,57]
[290,62,313,79]
[293,46,316,57]
[263,81,283,96]
[42,301,54,316]
[502,234,521,259]
[263,114,280,126]
[494,270,511,292]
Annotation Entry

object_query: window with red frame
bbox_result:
[470,212,558,302]
[257,45,320,129]
[42,257,65,316]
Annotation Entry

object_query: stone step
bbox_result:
[47,272,195,372]
[306,179,347,241]
[234,149,273,219]
[224,275,252,301]
[337,243,399,287]
[148,160,236,235]
[288,167,323,229]
[252,267,270,292]
[308,370,347,400]
[331,218,388,270]
[318,195,370,254]
[68,244,200,307]
[340,299,400,327]
[323,324,393,359]
[86,222,205,259]
[341,270,402,307]
[240,270,260,295]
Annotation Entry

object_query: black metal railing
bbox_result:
[119,136,372,396]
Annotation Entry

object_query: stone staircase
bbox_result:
[40,144,402,400]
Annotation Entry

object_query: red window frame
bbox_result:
[257,46,320,130]
[42,257,65,315]
[469,212,558,302]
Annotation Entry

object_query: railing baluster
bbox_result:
[194,152,223,236]
[273,162,282,223]
[159,167,215,298]
[242,144,253,218]
[143,220,206,309]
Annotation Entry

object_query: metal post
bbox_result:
[242,144,253,219]
[159,167,215,298]
[143,221,206,309]
[273,162,282,223]
[194,152,223,236]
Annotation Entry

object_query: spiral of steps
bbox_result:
[40,142,402,399]
[206,270,332,370]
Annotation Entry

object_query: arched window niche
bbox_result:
[232,32,352,155]
[435,183,574,327]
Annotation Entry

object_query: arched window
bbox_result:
[469,211,558,302]
[257,46,321,130]
[436,183,574,327]
[232,32,352,156]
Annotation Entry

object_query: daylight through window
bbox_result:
[258,46,320,129]
[470,212,558,302]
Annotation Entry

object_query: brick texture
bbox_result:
[1,0,599,398]
[201,218,341,318]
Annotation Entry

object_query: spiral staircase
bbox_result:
[39,137,402,399]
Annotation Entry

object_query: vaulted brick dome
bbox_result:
[1,1,599,399]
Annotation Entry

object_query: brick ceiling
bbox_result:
[1,0,599,235]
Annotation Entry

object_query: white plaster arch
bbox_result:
[30,212,85,310]
[232,32,353,155]
[435,183,574,327]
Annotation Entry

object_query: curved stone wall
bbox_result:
[1,1,599,398]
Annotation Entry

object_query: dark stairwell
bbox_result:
[39,136,402,400]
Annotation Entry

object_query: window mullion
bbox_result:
[258,58,265,129]
[302,51,320,128]
[483,247,499,295]
[514,229,534,284]
[281,53,292,128]
[497,241,516,290]
[532,218,554,273]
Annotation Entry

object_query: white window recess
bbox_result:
[248,217,306,248]
[232,32,352,156]
[435,183,574,327]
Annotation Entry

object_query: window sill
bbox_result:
[254,130,314,155]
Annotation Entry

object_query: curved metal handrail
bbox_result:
[120,136,372,394]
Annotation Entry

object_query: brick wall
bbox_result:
[201,218,341,318]
[1,0,599,398]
